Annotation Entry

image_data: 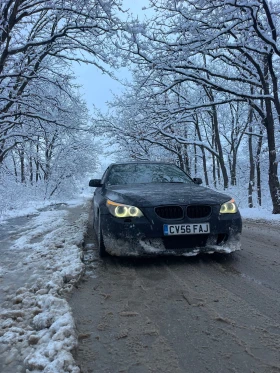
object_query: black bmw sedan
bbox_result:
[89,162,242,257]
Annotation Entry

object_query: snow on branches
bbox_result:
[0,0,121,204]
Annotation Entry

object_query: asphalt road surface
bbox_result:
[70,218,280,373]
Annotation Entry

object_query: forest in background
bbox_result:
[0,0,121,212]
[0,1,280,214]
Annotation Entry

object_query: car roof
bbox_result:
[108,161,176,167]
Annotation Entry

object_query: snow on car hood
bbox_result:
[105,183,232,207]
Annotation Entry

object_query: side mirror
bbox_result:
[193,177,202,185]
[89,179,102,187]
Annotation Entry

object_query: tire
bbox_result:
[98,214,107,257]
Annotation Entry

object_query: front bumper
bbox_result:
[101,207,242,257]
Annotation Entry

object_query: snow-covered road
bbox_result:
[71,214,280,373]
[0,197,280,373]
[0,198,90,373]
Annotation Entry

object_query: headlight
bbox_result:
[106,199,143,218]
[220,199,238,214]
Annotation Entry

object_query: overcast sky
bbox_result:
[74,0,150,113]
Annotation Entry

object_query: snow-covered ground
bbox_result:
[0,196,91,373]
[0,195,279,373]
[240,207,280,224]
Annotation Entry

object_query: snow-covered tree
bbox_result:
[0,0,122,208]
[119,0,280,213]
[0,0,121,161]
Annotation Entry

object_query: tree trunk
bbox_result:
[30,157,33,185]
[263,54,280,213]
[36,139,40,182]
[264,97,280,213]
[195,115,209,185]
[256,129,263,206]
[178,152,184,171]
[212,132,216,188]
[194,143,197,175]
[12,152,18,181]
[20,149,25,183]
[205,88,229,189]
[212,105,228,188]
[216,147,221,185]
[248,107,254,208]
[230,149,237,186]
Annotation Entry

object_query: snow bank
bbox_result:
[240,207,280,225]
[0,198,91,373]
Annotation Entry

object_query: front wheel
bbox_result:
[98,215,107,257]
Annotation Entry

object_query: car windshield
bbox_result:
[106,163,193,185]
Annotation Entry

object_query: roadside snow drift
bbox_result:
[0,199,90,373]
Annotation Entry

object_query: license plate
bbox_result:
[163,223,210,236]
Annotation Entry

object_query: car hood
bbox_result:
[105,183,232,207]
